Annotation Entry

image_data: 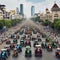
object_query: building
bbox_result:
[0,10,3,19]
[5,12,10,19]
[9,10,15,19]
[31,6,35,16]
[51,3,60,21]
[0,4,11,20]
[16,7,19,14]
[40,3,60,22]
[0,4,6,19]
[40,8,52,21]
[20,4,23,15]
[15,7,20,19]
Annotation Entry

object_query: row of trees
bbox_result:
[31,16,60,31]
[31,15,60,31]
[42,19,60,30]
[0,19,22,29]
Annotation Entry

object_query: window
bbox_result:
[54,14,58,17]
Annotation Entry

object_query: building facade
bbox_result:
[51,3,60,21]
[0,4,6,19]
[0,4,11,20]
[40,3,60,22]
[0,10,3,19]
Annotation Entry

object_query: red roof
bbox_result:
[52,3,59,9]
[51,3,60,11]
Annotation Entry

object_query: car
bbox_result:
[46,37,52,42]
[16,34,20,39]
[27,34,31,39]
[0,49,8,60]
[41,42,47,49]
[13,39,17,44]
[12,48,18,57]
[10,43,15,50]
[33,40,39,47]
[35,45,42,57]
[11,34,15,39]
[25,46,32,57]
[23,34,26,39]
[15,44,22,53]
[46,38,50,42]
[6,40,11,44]
[37,33,40,38]
[47,44,53,51]
[20,40,24,47]
[37,37,42,41]
[32,35,37,41]
[25,40,31,47]
[58,43,60,48]
[28,30,32,35]
[4,45,10,56]
[52,41,57,48]
[33,30,37,34]
[55,48,60,58]
[42,33,46,38]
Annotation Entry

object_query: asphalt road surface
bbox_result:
[1,34,60,60]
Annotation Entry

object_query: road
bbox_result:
[0,19,60,60]
[0,33,59,60]
[1,34,59,60]
[35,21,60,42]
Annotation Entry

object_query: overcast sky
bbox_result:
[0,0,60,17]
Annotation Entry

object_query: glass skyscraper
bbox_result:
[20,4,23,15]
[31,6,35,16]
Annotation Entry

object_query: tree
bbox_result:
[5,20,12,28]
[54,19,60,30]
[0,21,4,29]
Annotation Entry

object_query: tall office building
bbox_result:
[16,7,19,14]
[20,4,23,15]
[31,6,35,16]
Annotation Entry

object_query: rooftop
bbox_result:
[0,4,5,7]
[51,3,60,11]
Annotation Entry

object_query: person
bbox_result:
[16,44,22,52]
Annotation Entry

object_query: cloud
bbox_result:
[26,0,45,3]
